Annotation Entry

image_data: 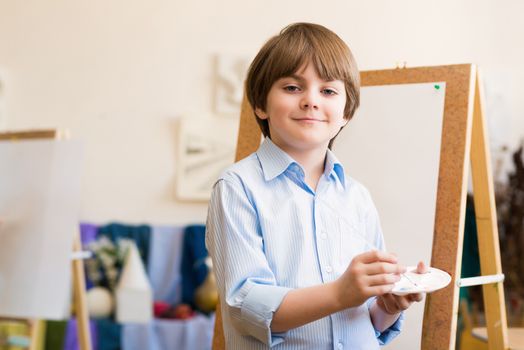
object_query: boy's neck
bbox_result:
[281,144,327,191]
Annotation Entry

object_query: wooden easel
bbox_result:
[360,64,510,350]
[0,129,92,350]
[211,64,512,350]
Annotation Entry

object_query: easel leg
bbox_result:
[212,300,225,350]
[27,319,43,350]
[72,231,92,350]
[470,71,509,350]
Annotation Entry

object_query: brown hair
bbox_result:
[245,22,360,149]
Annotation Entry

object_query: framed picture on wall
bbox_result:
[214,54,250,115]
[176,115,239,201]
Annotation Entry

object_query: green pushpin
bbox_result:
[434,84,441,90]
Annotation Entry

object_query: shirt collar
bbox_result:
[256,137,298,181]
[256,137,346,188]
[324,148,346,188]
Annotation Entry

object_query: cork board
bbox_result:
[361,65,475,350]
[212,64,476,350]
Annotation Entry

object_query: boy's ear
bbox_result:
[255,107,268,120]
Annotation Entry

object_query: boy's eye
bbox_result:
[322,88,337,96]
[284,85,300,92]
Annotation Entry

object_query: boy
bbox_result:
[205,22,425,349]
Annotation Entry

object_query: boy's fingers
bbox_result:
[416,261,429,274]
[380,293,395,305]
[408,292,424,302]
[358,250,398,264]
[378,294,398,314]
[366,262,406,275]
[367,273,401,286]
[370,284,395,296]
[395,295,412,310]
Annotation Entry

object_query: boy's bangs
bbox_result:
[270,35,349,83]
[268,39,311,80]
[309,34,351,82]
[311,47,350,83]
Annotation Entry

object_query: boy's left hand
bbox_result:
[376,261,428,314]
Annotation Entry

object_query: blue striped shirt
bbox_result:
[205,137,403,349]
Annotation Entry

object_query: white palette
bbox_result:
[392,266,452,296]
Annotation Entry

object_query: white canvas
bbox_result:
[0,139,83,319]
[333,82,446,350]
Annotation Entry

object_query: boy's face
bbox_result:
[256,63,347,156]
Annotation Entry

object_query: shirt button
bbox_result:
[325,266,333,273]
[337,342,344,349]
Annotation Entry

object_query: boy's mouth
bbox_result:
[293,117,326,123]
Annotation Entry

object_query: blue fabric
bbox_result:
[180,225,209,308]
[148,225,185,304]
[461,196,481,279]
[121,314,215,350]
[96,318,121,350]
[206,137,403,349]
[97,223,151,269]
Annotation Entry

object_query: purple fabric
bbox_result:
[64,318,98,350]
[80,222,99,289]
[80,223,98,246]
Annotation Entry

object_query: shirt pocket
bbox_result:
[338,217,373,269]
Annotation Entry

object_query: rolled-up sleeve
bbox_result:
[374,312,404,345]
[365,297,404,345]
[205,177,292,347]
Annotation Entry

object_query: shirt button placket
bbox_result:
[316,200,336,283]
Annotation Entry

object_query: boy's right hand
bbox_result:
[335,250,405,309]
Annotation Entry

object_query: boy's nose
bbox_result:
[300,95,319,110]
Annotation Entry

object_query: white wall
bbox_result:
[1,0,523,225]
